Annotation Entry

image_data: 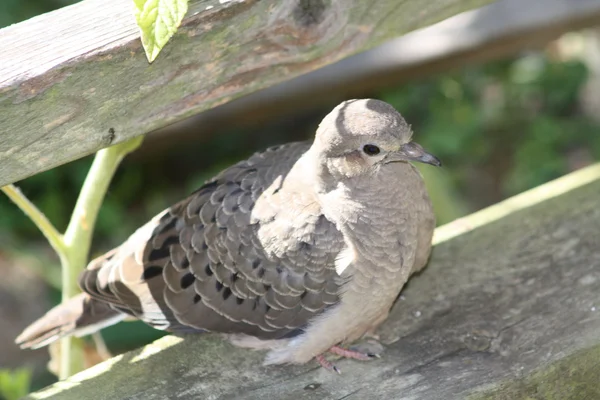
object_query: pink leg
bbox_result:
[329,345,380,360]
[314,345,380,373]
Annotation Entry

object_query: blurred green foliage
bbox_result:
[0,368,31,400]
[381,55,598,215]
[0,0,78,28]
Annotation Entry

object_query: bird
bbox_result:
[16,98,440,372]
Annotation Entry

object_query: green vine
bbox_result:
[1,136,143,379]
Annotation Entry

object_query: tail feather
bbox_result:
[16,293,124,349]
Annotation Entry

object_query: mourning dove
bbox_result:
[17,99,440,371]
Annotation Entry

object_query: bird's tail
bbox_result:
[16,293,125,349]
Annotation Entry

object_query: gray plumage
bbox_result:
[17,99,439,366]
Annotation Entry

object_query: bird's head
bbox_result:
[314,99,441,179]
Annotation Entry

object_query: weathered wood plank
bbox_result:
[140,0,600,156]
[26,164,600,400]
[0,0,495,187]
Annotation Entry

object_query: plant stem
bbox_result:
[2,135,143,380]
[58,135,144,379]
[0,185,67,256]
[62,136,144,304]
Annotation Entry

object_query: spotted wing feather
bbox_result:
[79,142,346,339]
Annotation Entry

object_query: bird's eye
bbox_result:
[363,144,381,156]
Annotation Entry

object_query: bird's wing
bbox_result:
[79,142,346,339]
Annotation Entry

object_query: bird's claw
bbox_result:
[314,344,382,373]
[315,354,342,374]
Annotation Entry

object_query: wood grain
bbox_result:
[162,0,600,141]
[0,0,495,187]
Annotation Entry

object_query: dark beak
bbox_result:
[386,142,442,167]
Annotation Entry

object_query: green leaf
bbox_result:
[133,0,188,62]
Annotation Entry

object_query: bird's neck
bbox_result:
[301,147,422,260]
[293,148,427,315]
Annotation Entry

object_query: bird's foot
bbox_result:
[314,344,381,373]
[329,345,380,360]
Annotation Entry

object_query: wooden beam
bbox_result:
[149,0,600,150]
[0,0,496,187]
[26,164,600,399]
